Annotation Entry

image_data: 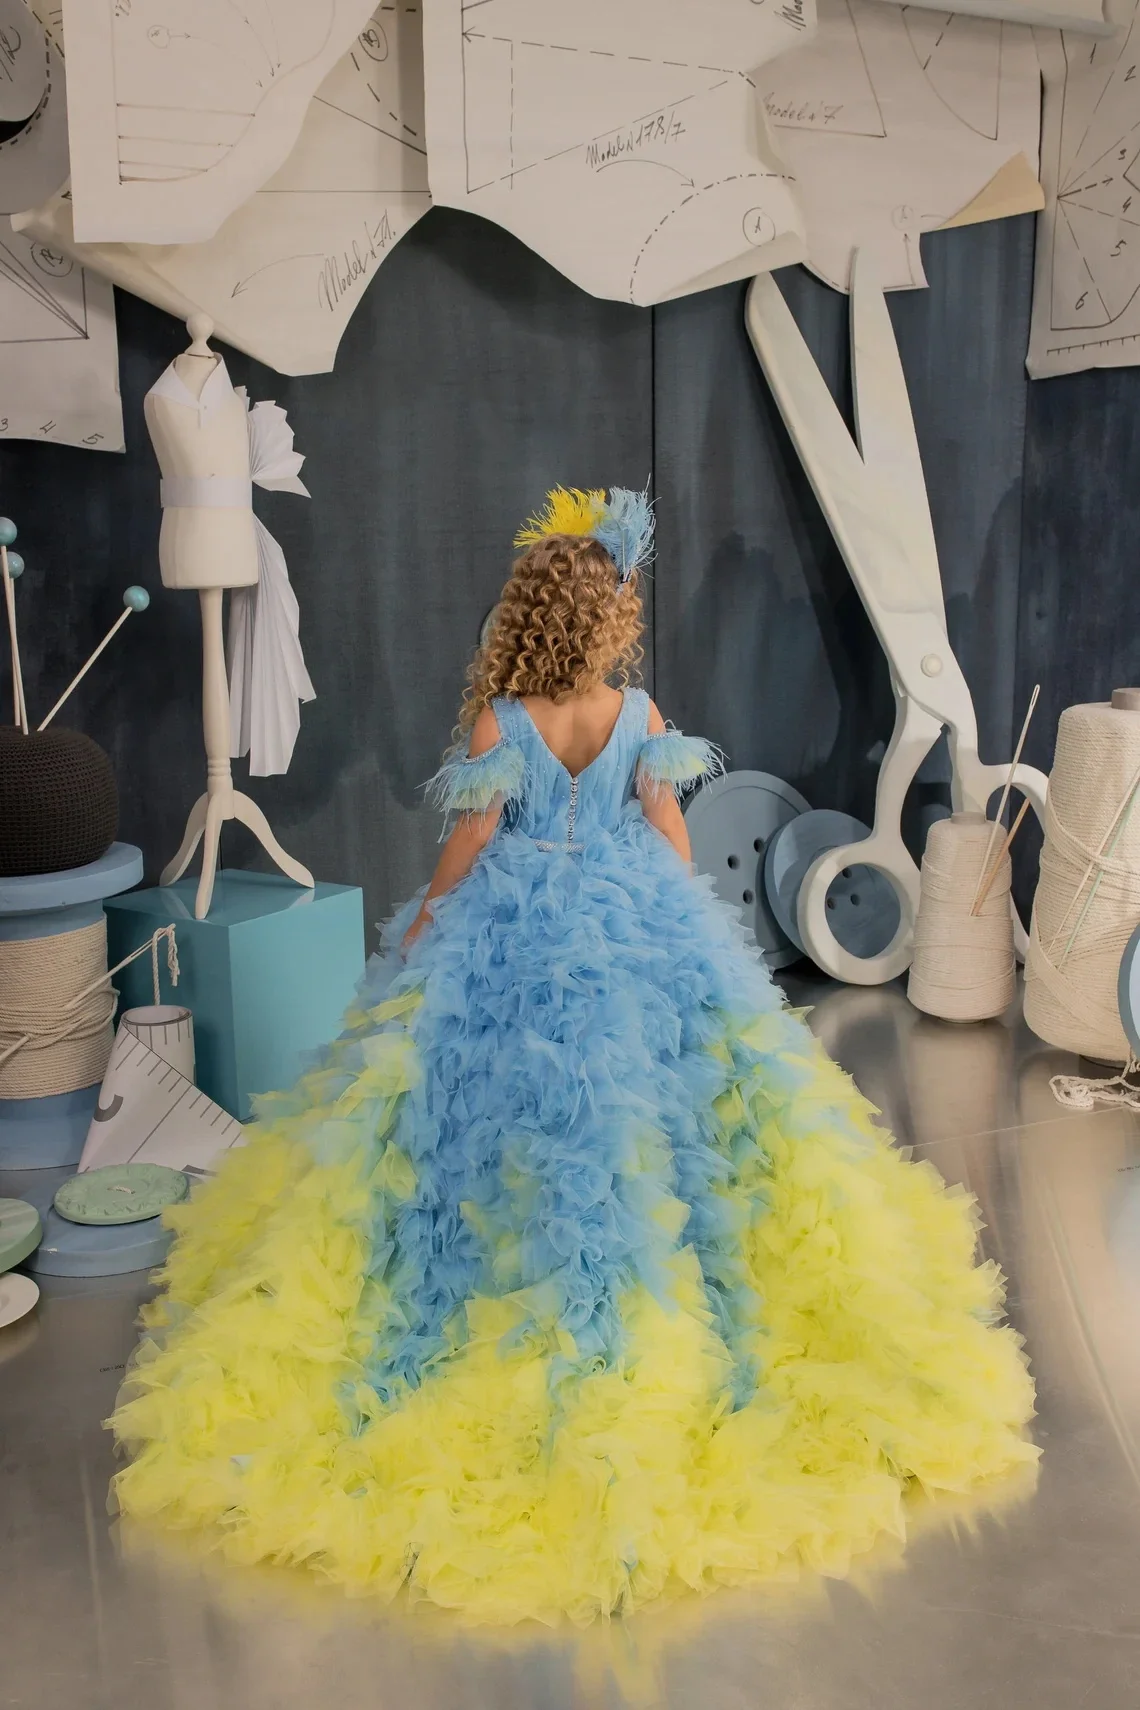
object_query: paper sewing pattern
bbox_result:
[763,0,1043,293]
[17,3,431,374]
[27,0,60,55]
[422,0,816,306]
[0,0,67,214]
[1028,0,1140,377]
[61,0,379,244]
[0,1,123,451]
[0,0,48,121]
[0,220,123,449]
[876,0,1109,33]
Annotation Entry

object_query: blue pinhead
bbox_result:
[5,551,23,578]
[122,585,150,612]
[0,518,16,546]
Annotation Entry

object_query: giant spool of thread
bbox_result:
[908,813,1016,1023]
[0,844,143,1168]
[1025,691,1140,1062]
[0,510,152,1165]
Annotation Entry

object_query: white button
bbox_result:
[921,654,943,677]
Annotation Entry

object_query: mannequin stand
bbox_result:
[161,587,313,919]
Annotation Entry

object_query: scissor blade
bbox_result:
[745,272,867,498]
[849,249,945,620]
[746,271,934,620]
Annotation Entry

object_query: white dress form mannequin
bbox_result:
[147,314,314,920]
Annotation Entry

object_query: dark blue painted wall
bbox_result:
[1,206,1130,939]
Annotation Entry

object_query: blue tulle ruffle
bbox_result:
[342,804,869,1407]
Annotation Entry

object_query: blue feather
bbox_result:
[424,738,526,826]
[637,730,726,799]
[594,485,655,582]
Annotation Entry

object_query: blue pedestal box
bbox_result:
[104,872,366,1120]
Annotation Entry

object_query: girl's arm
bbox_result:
[402,707,504,953]
[637,700,693,865]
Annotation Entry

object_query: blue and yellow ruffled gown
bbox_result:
[110,688,1038,1625]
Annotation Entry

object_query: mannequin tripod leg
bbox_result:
[160,793,208,887]
[194,792,227,919]
[232,791,314,890]
[164,593,312,914]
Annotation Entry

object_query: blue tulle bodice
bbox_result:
[424,687,721,848]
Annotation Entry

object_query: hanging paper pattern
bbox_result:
[15,2,431,375]
[1028,0,1140,377]
[0,0,123,450]
[762,0,1043,294]
[421,0,815,306]
[61,0,380,244]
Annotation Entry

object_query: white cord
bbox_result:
[0,923,178,1098]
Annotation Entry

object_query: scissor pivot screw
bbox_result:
[921,654,943,677]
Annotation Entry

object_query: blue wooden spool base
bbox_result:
[0,844,143,1170]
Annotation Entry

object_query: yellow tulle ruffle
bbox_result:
[109,1023,1037,1627]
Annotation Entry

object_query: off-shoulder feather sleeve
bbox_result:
[636,728,725,800]
[425,736,527,818]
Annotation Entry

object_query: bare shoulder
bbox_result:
[645,697,667,735]
[468,703,502,758]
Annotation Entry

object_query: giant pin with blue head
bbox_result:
[0,516,27,734]
[38,587,151,731]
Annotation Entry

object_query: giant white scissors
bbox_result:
[745,250,1048,986]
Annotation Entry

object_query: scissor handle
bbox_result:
[796,763,1049,985]
[964,762,1049,829]
[797,839,920,987]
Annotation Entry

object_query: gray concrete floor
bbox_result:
[3,978,1140,1709]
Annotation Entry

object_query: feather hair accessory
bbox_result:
[514,487,606,547]
[592,485,655,583]
[513,483,655,583]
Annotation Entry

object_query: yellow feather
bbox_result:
[514,486,606,548]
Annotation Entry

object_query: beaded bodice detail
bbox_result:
[425,689,723,848]
[490,691,647,849]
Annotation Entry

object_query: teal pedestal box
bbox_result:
[104,873,365,1120]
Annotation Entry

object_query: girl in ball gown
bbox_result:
[110,486,1038,1626]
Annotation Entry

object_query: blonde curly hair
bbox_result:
[458,534,643,732]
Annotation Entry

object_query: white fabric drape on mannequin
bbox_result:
[226,395,316,777]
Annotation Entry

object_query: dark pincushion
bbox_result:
[0,725,118,877]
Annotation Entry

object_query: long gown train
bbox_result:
[109,688,1037,1625]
